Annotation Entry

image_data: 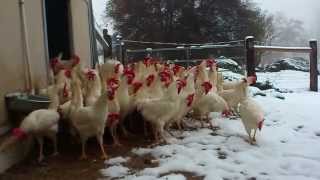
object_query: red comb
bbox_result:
[12,128,27,140]
[114,64,121,74]
[177,79,187,94]
[206,59,216,67]
[132,81,143,93]
[143,57,151,67]
[258,119,264,131]
[247,76,257,85]
[64,69,71,78]
[72,55,80,67]
[107,87,116,100]
[186,93,195,107]
[201,81,213,94]
[222,110,232,117]
[107,77,119,90]
[107,113,120,127]
[63,82,69,98]
[50,58,59,68]
[86,70,96,81]
[172,64,182,75]
[146,74,155,87]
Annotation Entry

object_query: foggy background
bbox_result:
[93,0,319,40]
[254,0,320,38]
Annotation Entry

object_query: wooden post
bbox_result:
[186,47,190,67]
[103,29,112,58]
[121,41,126,65]
[245,36,256,78]
[116,35,122,62]
[309,40,318,92]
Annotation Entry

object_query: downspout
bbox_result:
[18,0,33,94]
[40,0,51,85]
[86,0,98,67]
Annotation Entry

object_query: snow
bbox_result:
[105,156,129,165]
[257,70,317,92]
[216,57,239,66]
[100,70,320,180]
[100,165,130,178]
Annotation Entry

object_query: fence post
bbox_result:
[121,41,126,65]
[116,35,122,62]
[186,47,190,67]
[309,40,318,92]
[245,36,256,78]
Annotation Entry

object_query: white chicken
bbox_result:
[192,81,230,129]
[239,98,264,144]
[168,75,194,130]
[0,86,61,162]
[137,80,180,143]
[216,72,224,93]
[83,69,101,106]
[116,72,135,137]
[207,60,218,93]
[69,75,109,160]
[99,60,123,83]
[219,76,256,115]
[105,77,121,146]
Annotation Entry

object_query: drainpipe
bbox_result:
[18,0,33,94]
[87,0,98,67]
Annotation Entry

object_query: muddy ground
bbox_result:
[0,117,204,180]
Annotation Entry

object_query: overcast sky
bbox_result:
[253,0,319,34]
[92,0,319,36]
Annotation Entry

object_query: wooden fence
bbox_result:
[112,36,318,92]
[245,36,318,92]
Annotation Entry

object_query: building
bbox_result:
[0,0,108,172]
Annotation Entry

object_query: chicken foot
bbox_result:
[206,114,220,130]
[252,129,257,142]
[248,129,257,145]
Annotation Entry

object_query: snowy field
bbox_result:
[100,70,320,180]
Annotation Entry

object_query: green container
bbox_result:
[5,93,51,114]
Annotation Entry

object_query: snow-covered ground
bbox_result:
[100,70,320,180]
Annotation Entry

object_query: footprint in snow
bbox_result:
[217,151,227,160]
[294,125,304,132]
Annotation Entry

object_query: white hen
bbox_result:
[239,98,264,144]
[69,76,109,160]
[0,86,61,162]
[137,80,180,143]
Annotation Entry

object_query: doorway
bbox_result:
[44,0,72,59]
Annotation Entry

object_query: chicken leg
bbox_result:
[51,135,59,156]
[252,129,257,142]
[46,132,59,156]
[96,134,108,159]
[80,137,88,160]
[110,126,121,146]
[36,137,44,163]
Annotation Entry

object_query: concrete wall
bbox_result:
[0,0,93,127]
[70,0,92,68]
[0,0,93,173]
[0,0,48,127]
